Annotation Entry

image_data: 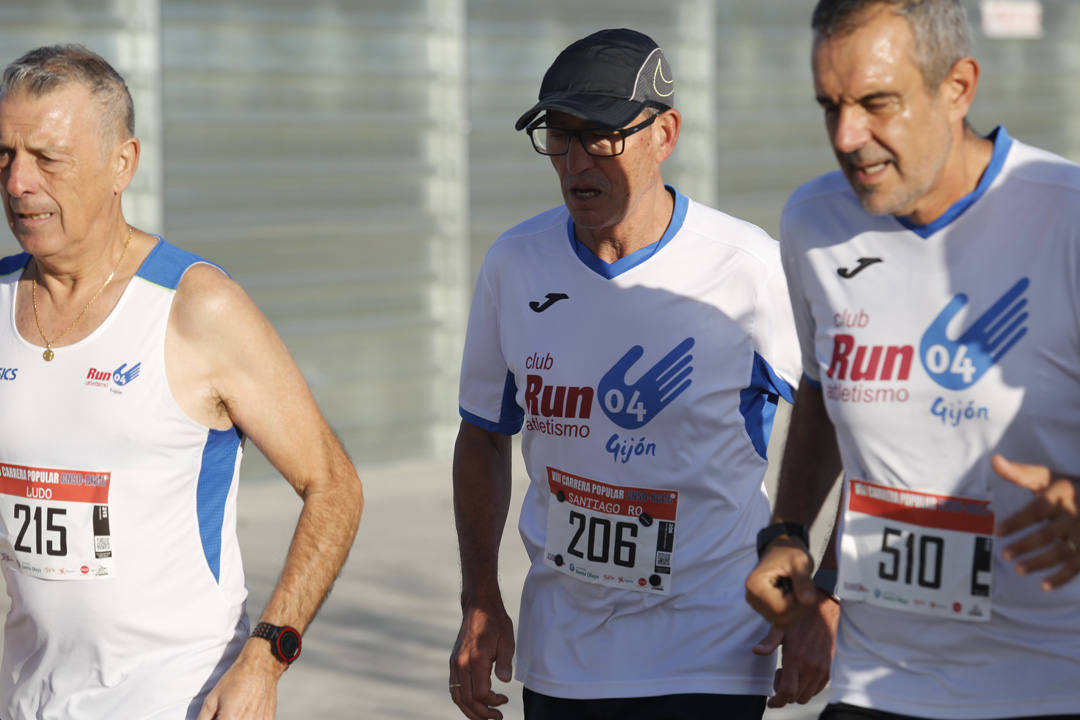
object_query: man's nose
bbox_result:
[564,135,596,173]
[4,152,37,198]
[831,106,870,155]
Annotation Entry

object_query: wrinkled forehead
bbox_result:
[0,84,104,148]
[811,11,917,92]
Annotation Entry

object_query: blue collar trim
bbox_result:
[897,126,1012,238]
[568,186,688,279]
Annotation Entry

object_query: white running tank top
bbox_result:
[0,239,248,719]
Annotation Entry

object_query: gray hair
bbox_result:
[1,44,134,140]
[812,0,973,88]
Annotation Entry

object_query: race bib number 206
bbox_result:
[544,467,678,594]
[838,478,993,621]
[0,462,115,580]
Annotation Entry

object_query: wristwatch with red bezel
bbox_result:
[251,622,302,666]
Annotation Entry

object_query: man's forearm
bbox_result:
[772,382,843,529]
[258,448,364,631]
[453,421,513,606]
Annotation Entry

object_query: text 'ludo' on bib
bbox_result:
[838,477,993,621]
[543,466,678,594]
[0,462,115,580]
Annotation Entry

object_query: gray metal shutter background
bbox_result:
[160,0,468,475]
[1,0,1078,472]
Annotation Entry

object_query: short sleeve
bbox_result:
[458,259,524,435]
[751,257,802,398]
[739,240,802,459]
[780,208,821,387]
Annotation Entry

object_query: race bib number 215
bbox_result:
[0,462,115,580]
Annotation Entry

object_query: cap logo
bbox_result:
[652,59,674,98]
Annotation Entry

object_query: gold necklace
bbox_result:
[31,226,133,362]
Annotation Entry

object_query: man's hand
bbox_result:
[745,538,818,626]
[752,592,840,708]
[197,639,286,720]
[449,602,515,720]
[993,454,1080,590]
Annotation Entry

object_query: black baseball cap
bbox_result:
[514,28,676,131]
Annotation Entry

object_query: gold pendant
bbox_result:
[43,348,54,362]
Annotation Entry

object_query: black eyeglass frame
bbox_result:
[526,111,663,157]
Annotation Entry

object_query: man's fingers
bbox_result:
[449,667,481,720]
[745,571,801,624]
[451,651,494,720]
[769,665,800,709]
[1013,544,1068,575]
[196,696,217,720]
[1002,522,1059,560]
[998,497,1053,537]
[753,624,784,656]
[493,633,514,682]
[796,655,830,704]
[991,454,1050,492]
[790,570,819,606]
[746,543,814,625]
[1040,556,1080,590]
[765,669,787,708]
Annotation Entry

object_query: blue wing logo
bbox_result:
[919,278,1029,390]
[112,362,142,387]
[597,338,694,429]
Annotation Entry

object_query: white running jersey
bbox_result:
[781,128,1080,718]
[459,188,801,699]
[0,240,248,719]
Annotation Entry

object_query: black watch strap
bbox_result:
[813,567,838,596]
[251,622,302,666]
[756,521,810,559]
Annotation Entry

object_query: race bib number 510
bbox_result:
[544,467,678,594]
[838,478,993,621]
[0,462,115,580]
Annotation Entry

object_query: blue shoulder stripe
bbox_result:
[0,253,30,278]
[136,238,227,290]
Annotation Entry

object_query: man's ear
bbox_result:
[654,108,681,163]
[112,136,140,195]
[941,56,980,125]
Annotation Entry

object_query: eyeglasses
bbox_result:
[526,112,661,157]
